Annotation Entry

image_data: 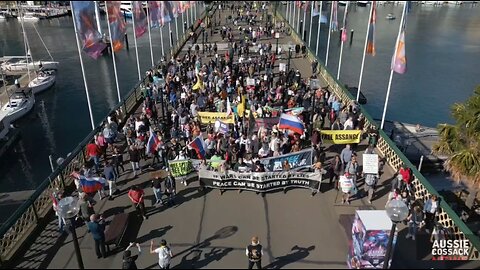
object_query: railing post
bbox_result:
[59,173,66,189]
[30,200,39,224]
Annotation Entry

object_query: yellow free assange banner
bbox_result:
[198,112,235,124]
[320,130,362,144]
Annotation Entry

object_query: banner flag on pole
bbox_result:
[133,1,147,38]
[148,1,171,28]
[366,1,376,56]
[332,1,338,32]
[106,1,127,52]
[391,7,407,74]
[341,2,349,42]
[312,1,320,16]
[72,1,107,59]
[189,136,207,160]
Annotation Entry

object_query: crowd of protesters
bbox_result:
[47,1,453,266]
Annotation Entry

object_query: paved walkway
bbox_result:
[9,3,477,269]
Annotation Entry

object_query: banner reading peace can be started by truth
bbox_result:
[320,130,362,144]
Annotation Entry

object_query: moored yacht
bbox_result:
[1,87,35,123]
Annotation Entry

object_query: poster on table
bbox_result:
[348,210,397,269]
[260,148,313,172]
[198,169,321,193]
[320,130,362,144]
[362,154,379,174]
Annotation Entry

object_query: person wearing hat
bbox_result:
[246,236,263,269]
[122,242,141,269]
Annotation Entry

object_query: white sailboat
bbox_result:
[17,12,40,22]
[1,14,59,76]
[28,70,56,94]
[25,21,57,94]
[1,87,35,123]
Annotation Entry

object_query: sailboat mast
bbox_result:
[19,5,31,82]
[95,1,103,35]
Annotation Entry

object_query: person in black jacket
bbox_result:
[122,242,141,269]
[246,236,263,269]
[164,170,176,207]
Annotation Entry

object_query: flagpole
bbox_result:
[146,4,154,67]
[336,1,349,81]
[105,1,122,103]
[94,1,102,35]
[160,26,165,59]
[175,13,179,45]
[308,2,313,48]
[302,3,307,40]
[315,1,323,56]
[325,2,334,66]
[292,2,296,30]
[286,1,289,23]
[181,8,185,35]
[381,2,407,130]
[297,3,301,34]
[168,22,173,56]
[131,1,141,81]
[357,2,374,102]
[71,1,95,130]
[186,3,190,28]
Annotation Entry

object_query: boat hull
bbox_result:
[1,95,35,123]
[29,75,56,94]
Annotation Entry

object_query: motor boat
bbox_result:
[1,87,35,123]
[386,13,396,20]
[28,70,56,94]
[1,60,59,75]
[17,12,40,22]
[0,13,6,20]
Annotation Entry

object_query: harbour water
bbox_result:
[0,3,479,193]
[0,8,202,192]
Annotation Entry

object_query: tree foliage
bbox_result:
[433,86,480,187]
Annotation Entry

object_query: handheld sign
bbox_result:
[362,154,379,174]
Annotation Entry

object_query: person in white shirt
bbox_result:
[343,117,354,130]
[150,239,173,269]
[339,174,355,205]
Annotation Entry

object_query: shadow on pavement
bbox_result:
[264,245,316,269]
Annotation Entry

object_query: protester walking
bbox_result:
[128,185,148,220]
[246,236,263,269]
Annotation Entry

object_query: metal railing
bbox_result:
[275,4,480,259]
[0,3,211,265]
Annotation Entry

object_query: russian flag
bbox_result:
[189,136,207,160]
[79,176,106,193]
[146,127,160,154]
[279,113,305,135]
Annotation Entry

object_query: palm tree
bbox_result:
[433,86,480,207]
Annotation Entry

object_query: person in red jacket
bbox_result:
[398,165,412,192]
[86,140,101,172]
[128,185,148,220]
